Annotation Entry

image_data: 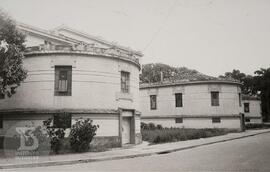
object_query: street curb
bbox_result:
[1,130,270,169]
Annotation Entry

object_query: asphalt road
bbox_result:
[7,132,270,172]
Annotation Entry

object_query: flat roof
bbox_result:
[140,79,242,89]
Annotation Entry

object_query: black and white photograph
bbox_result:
[0,0,270,171]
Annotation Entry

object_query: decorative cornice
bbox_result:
[0,108,119,115]
[141,114,241,119]
[24,50,141,70]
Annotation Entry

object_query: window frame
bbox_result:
[211,91,219,106]
[0,93,5,99]
[245,118,250,122]
[120,71,130,93]
[55,66,72,96]
[212,117,221,123]
[0,115,3,129]
[175,118,183,123]
[175,93,183,107]
[244,103,250,113]
[150,95,157,110]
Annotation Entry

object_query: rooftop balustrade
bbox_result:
[24,44,140,63]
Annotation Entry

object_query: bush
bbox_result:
[245,123,270,130]
[43,118,66,154]
[141,126,238,144]
[70,118,99,152]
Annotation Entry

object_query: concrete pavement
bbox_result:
[0,129,270,169]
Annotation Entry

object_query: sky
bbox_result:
[0,0,270,77]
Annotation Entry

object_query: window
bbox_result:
[175,118,183,123]
[0,93,4,99]
[53,113,71,128]
[121,71,130,93]
[0,115,3,128]
[245,118,250,122]
[150,95,157,110]
[55,66,72,96]
[239,93,242,107]
[211,92,219,106]
[175,93,183,107]
[212,117,221,123]
[244,103,250,113]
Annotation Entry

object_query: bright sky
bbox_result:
[0,0,270,77]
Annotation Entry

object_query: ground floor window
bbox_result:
[245,118,250,122]
[212,117,221,123]
[53,113,72,128]
[175,118,183,123]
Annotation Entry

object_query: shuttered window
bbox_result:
[121,71,130,93]
[150,95,157,110]
[244,103,250,113]
[175,93,183,107]
[211,92,219,106]
[0,93,4,99]
[0,115,3,128]
[55,66,72,96]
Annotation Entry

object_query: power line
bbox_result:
[142,0,178,51]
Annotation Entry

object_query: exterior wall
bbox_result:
[242,99,262,123]
[0,54,140,111]
[140,83,242,129]
[142,117,240,129]
[0,53,141,145]
[140,84,242,117]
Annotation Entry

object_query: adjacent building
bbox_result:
[242,95,262,123]
[0,23,143,147]
[140,80,243,129]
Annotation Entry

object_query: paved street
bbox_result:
[7,132,270,172]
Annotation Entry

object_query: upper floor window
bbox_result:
[55,66,72,96]
[175,93,183,107]
[244,103,250,113]
[121,71,130,93]
[150,95,157,110]
[0,93,5,99]
[239,93,242,107]
[211,91,219,106]
[0,115,3,129]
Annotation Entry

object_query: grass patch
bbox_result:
[142,128,238,144]
[245,123,270,130]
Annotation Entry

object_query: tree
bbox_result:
[219,69,254,95]
[140,63,215,83]
[0,11,27,97]
[253,68,270,122]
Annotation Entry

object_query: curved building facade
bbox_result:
[0,24,142,147]
[140,80,243,129]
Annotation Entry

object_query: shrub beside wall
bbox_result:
[141,122,238,144]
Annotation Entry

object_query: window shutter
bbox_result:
[55,69,60,95]
[67,69,72,96]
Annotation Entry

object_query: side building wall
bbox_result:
[139,83,242,129]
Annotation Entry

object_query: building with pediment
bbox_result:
[0,23,143,147]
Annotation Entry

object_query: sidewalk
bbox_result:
[0,129,270,169]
